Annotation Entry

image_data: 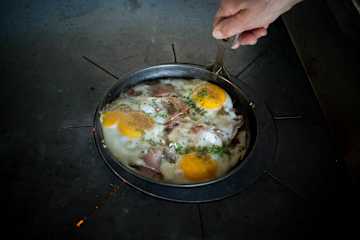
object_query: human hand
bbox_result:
[212,0,303,48]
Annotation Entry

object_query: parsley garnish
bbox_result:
[197,89,208,98]
[182,95,207,116]
[155,112,168,118]
[170,143,229,156]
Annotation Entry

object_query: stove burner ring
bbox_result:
[93,64,276,203]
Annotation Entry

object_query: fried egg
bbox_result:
[192,82,233,115]
[160,150,240,184]
[100,111,154,164]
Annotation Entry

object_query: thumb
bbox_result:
[213,10,250,39]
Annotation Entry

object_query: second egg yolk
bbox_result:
[180,152,217,181]
[102,111,154,139]
[192,83,226,110]
[102,111,121,127]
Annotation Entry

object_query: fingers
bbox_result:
[213,9,250,39]
[213,0,248,28]
[240,27,267,44]
[212,0,271,44]
[231,27,268,49]
[231,30,256,48]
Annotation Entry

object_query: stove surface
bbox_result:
[1,0,342,239]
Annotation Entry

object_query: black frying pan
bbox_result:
[93,63,276,203]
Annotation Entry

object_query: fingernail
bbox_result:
[231,41,240,49]
[212,29,223,39]
[249,40,257,45]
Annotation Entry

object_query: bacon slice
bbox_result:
[142,148,163,171]
[150,84,175,97]
[132,165,162,180]
[191,124,205,134]
[127,88,142,96]
[163,97,188,114]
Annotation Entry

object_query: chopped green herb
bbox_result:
[190,115,199,121]
[197,89,209,98]
[170,143,193,155]
[150,99,159,109]
[174,143,183,153]
[128,98,140,105]
[148,139,157,146]
[156,112,168,118]
[195,145,229,156]
[170,143,229,156]
[182,95,207,116]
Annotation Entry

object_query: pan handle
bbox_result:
[206,34,239,80]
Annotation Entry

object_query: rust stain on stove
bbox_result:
[73,184,121,229]
[75,218,86,229]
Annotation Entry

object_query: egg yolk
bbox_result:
[192,83,226,110]
[102,111,121,127]
[180,152,217,181]
[102,111,154,139]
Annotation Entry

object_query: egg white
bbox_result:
[138,97,168,124]
[102,125,147,165]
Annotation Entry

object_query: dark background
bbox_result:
[1,0,358,239]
